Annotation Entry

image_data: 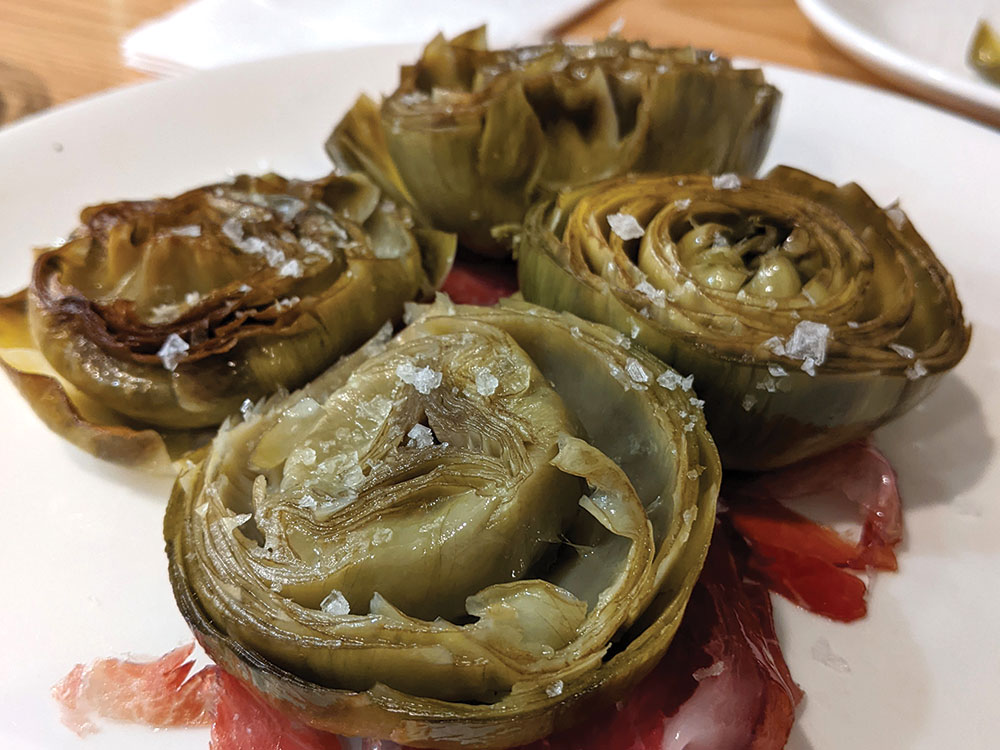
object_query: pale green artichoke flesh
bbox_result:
[165,299,720,748]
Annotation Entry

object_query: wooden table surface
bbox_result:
[0,0,990,127]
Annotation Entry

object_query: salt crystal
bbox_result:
[157,333,189,371]
[625,357,650,383]
[686,469,699,480]
[608,16,625,35]
[905,360,928,380]
[785,321,830,366]
[263,245,285,268]
[756,376,777,393]
[373,528,393,545]
[608,212,645,240]
[570,326,582,338]
[712,173,741,190]
[184,291,201,306]
[689,396,705,408]
[169,224,202,238]
[240,397,261,421]
[302,238,334,261]
[884,201,906,230]
[692,661,726,681]
[147,302,182,323]
[396,361,443,395]
[683,421,695,432]
[278,258,302,278]
[274,296,300,311]
[889,343,916,359]
[673,198,691,210]
[846,320,861,329]
[630,322,640,339]
[635,279,667,308]
[742,394,757,411]
[406,423,435,449]
[474,367,499,396]
[545,680,564,698]
[800,357,817,377]
[768,364,788,377]
[811,637,851,673]
[320,589,351,616]
[656,370,681,390]
[238,283,253,293]
[613,332,631,350]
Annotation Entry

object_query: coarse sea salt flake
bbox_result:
[630,322,640,339]
[407,423,435,449]
[635,280,666,307]
[474,367,499,396]
[905,360,928,380]
[768,364,788,377]
[692,661,726,681]
[889,343,916,359]
[157,333,189,371]
[396,361,443,395]
[170,224,202,238]
[785,320,830,365]
[884,202,906,230]
[608,212,645,240]
[320,589,351,616]
[742,394,757,411]
[278,258,302,278]
[570,325,582,338]
[713,173,741,190]
[545,680,564,698]
[625,357,649,383]
[673,198,691,210]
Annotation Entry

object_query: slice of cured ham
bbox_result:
[726,441,903,621]
[52,643,219,736]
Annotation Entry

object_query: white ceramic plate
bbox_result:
[0,45,998,750]
[797,0,1000,122]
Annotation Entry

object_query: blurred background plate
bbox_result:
[797,0,1000,122]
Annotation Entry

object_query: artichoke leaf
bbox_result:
[166,298,720,748]
[327,27,780,256]
[517,167,970,469]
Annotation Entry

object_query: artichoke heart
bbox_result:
[327,26,780,256]
[517,167,970,470]
[165,298,720,748]
[0,172,455,469]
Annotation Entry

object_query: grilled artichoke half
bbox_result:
[165,298,720,748]
[327,27,779,256]
[517,167,970,470]
[0,173,454,469]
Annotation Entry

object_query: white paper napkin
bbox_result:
[122,0,601,77]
